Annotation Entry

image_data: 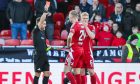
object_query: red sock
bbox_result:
[90,74,96,84]
[75,74,81,84]
[66,72,77,84]
[81,75,87,84]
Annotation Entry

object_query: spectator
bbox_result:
[123,8,135,39]
[89,0,106,20]
[134,3,140,28]
[109,0,120,4]
[74,5,81,17]
[89,13,101,24]
[101,20,114,31]
[131,0,140,6]
[132,26,139,34]
[128,27,140,48]
[112,30,126,46]
[53,12,65,39]
[57,0,68,15]
[80,0,93,5]
[109,0,125,5]
[92,14,102,39]
[124,0,135,10]
[25,0,36,32]
[107,19,114,29]
[110,3,124,29]
[6,0,32,40]
[99,0,109,8]
[96,24,114,46]
[106,0,120,18]
[111,23,119,35]
[79,0,91,14]
[0,0,11,31]
[35,0,56,41]
[25,0,34,10]
[122,34,140,63]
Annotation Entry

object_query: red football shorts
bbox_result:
[82,51,94,69]
[65,47,84,68]
[65,52,74,66]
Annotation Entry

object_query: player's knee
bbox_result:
[80,69,85,75]
[64,70,69,74]
[35,72,41,77]
[44,71,51,77]
[80,72,85,75]
[64,66,71,74]
[73,68,81,75]
[88,69,95,76]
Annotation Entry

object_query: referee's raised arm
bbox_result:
[37,5,49,29]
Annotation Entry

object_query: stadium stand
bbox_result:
[0,29,11,39]
[51,40,66,46]
[5,39,20,46]
[20,39,33,46]
[0,38,5,46]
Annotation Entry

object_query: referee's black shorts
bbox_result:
[33,53,50,72]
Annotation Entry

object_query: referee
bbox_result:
[32,5,51,84]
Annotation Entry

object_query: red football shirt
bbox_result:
[70,22,86,48]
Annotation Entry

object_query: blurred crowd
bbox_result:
[0,0,140,47]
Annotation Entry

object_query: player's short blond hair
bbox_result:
[69,10,79,18]
[81,12,89,18]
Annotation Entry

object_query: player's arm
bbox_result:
[37,13,48,28]
[38,4,49,28]
[38,13,47,25]
[67,31,74,48]
[85,26,95,39]
[67,23,76,47]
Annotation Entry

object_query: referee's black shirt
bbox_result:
[33,25,47,58]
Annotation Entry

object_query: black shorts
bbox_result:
[34,54,50,72]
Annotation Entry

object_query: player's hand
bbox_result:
[83,22,88,28]
[68,43,73,48]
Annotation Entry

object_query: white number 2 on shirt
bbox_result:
[79,30,86,41]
